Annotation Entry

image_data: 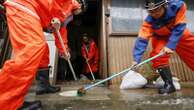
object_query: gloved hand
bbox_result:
[59,48,71,60]
[131,61,138,70]
[161,46,174,54]
[51,18,61,31]
[85,58,89,63]
[73,8,82,15]
[131,61,138,67]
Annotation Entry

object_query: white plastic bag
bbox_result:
[120,70,148,89]
[154,77,181,90]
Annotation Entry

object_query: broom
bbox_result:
[77,52,165,96]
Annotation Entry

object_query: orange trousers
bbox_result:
[0,5,48,110]
[150,30,194,71]
[38,43,50,68]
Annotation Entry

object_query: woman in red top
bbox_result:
[81,33,99,80]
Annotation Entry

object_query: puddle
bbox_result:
[59,90,78,97]
[141,97,194,105]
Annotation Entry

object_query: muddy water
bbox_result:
[36,85,194,110]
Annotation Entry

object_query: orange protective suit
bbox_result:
[82,39,99,74]
[133,1,194,70]
[0,0,80,109]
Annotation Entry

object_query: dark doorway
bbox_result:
[57,0,101,82]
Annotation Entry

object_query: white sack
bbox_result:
[120,70,148,89]
[154,77,181,90]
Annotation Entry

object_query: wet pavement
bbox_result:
[27,82,194,110]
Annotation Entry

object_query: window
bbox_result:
[185,0,194,32]
[110,0,194,35]
[110,0,146,35]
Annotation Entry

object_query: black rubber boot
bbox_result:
[157,66,176,94]
[18,100,42,110]
[36,67,61,95]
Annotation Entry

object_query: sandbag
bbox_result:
[120,70,148,89]
[154,77,181,90]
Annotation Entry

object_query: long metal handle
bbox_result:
[52,18,77,80]
[84,46,95,80]
[134,52,165,68]
[55,30,78,81]
[84,52,165,91]
[86,60,96,80]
